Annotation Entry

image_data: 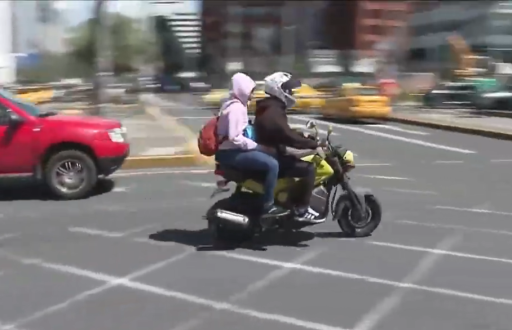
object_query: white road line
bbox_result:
[214,251,512,305]
[353,234,461,330]
[357,175,412,181]
[433,205,512,216]
[293,116,476,154]
[68,224,156,238]
[132,237,176,246]
[394,220,512,237]
[371,124,429,136]
[357,163,392,167]
[369,240,512,265]
[1,251,347,330]
[0,233,20,242]
[180,181,217,187]
[170,248,325,330]
[433,160,464,164]
[490,159,512,163]
[1,249,194,330]
[382,188,437,195]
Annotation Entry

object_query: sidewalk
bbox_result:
[386,106,512,139]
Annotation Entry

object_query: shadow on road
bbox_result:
[148,228,315,252]
[0,178,115,201]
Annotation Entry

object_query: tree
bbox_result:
[67,12,152,75]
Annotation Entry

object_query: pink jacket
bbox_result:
[217,72,257,150]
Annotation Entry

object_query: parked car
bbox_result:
[423,82,477,108]
[474,84,512,110]
[0,89,129,199]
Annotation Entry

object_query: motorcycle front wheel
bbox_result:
[335,193,382,237]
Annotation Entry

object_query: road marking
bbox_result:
[357,175,412,180]
[1,249,194,330]
[433,160,464,164]
[180,181,217,187]
[214,251,512,305]
[353,234,461,330]
[433,205,512,216]
[382,188,437,195]
[68,224,156,238]
[394,220,512,237]
[0,233,20,242]
[170,248,325,330]
[369,240,512,265]
[292,116,476,154]
[371,124,429,136]
[132,238,176,246]
[490,159,512,163]
[1,251,347,330]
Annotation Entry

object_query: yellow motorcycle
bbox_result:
[206,121,382,243]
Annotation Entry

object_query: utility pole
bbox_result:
[92,0,113,116]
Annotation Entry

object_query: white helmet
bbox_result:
[263,72,302,109]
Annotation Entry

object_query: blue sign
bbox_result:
[16,53,41,68]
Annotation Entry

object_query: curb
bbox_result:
[121,155,209,170]
[383,115,512,141]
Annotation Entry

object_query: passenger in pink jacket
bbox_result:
[216,72,288,218]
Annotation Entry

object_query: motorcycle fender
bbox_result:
[333,188,372,220]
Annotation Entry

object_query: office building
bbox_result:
[408,1,512,66]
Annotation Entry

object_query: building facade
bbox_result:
[408,1,512,69]
[166,12,202,55]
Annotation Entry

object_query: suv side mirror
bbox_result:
[8,111,23,126]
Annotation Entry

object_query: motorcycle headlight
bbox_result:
[107,126,127,143]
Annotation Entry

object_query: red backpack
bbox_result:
[198,116,226,156]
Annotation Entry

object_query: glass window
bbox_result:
[0,104,8,126]
[0,89,40,116]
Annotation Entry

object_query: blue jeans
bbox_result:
[216,149,278,208]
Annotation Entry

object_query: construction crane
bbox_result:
[448,34,492,78]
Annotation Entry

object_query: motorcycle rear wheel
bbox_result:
[206,197,255,244]
[336,194,382,237]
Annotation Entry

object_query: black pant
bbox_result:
[277,155,315,207]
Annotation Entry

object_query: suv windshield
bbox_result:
[0,89,40,116]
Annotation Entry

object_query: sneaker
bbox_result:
[261,204,290,218]
[294,207,325,223]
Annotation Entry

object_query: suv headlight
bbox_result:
[107,126,127,143]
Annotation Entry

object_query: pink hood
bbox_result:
[226,72,256,107]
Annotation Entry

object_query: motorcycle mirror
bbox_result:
[306,120,317,129]
[327,125,333,139]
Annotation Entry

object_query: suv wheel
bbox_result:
[44,150,97,200]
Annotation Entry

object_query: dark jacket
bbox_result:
[254,97,318,152]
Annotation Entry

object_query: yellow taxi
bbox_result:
[248,82,326,112]
[201,89,230,108]
[202,82,326,112]
[321,83,391,119]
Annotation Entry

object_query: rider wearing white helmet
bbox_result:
[253,72,324,223]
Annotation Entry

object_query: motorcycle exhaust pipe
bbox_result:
[214,209,249,226]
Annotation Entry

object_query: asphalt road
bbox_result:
[2,101,512,330]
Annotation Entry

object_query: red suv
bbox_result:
[0,89,129,199]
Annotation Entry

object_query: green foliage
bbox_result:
[67,13,156,75]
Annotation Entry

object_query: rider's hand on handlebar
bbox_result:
[318,138,328,148]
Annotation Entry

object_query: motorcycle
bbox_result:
[205,120,382,243]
